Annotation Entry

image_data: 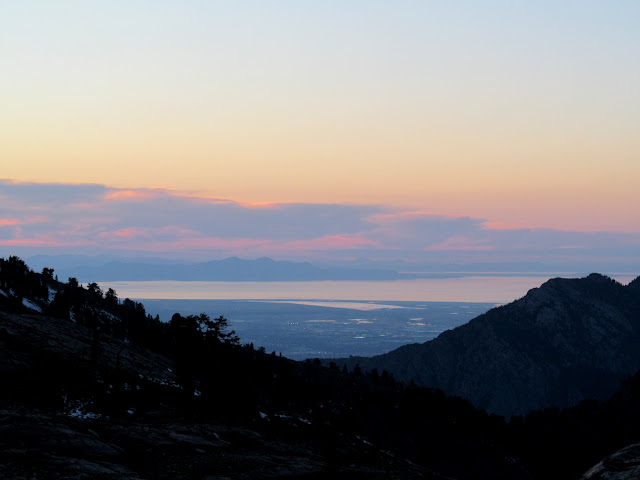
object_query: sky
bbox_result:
[1,2,639,271]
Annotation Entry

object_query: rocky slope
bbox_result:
[0,309,445,479]
[0,407,437,480]
[334,274,640,416]
[581,443,640,480]
[0,274,525,479]
[3,258,640,479]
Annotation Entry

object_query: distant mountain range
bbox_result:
[333,274,640,417]
[26,255,475,282]
[43,256,410,282]
[25,254,618,283]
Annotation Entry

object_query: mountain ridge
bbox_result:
[332,273,640,416]
[4,256,640,478]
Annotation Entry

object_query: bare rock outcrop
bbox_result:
[582,443,640,480]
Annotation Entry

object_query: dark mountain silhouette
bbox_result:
[333,274,640,417]
[0,256,523,479]
[628,275,640,290]
[3,256,640,479]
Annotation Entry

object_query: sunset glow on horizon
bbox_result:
[2,2,639,265]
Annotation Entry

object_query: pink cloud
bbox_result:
[99,227,149,239]
[427,236,494,252]
[0,239,50,246]
[182,194,234,205]
[104,189,162,201]
[0,217,49,226]
[72,216,120,225]
[0,218,21,226]
[2,179,639,270]
[239,201,283,210]
[68,202,99,210]
[0,237,87,247]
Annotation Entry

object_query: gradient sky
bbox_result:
[2,2,639,265]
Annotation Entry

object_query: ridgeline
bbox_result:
[1,256,640,479]
[333,273,640,417]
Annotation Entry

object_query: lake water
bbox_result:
[97,274,636,303]
[99,274,636,360]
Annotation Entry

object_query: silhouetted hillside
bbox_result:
[2,257,640,479]
[0,256,524,479]
[333,274,640,417]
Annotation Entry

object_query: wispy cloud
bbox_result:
[0,179,639,271]
[427,236,495,252]
[104,189,164,201]
[0,218,22,226]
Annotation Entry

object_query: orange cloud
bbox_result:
[0,217,48,226]
[239,201,283,210]
[104,189,161,201]
[0,218,21,226]
[182,194,234,205]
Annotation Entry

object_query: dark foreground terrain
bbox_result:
[2,256,640,479]
[0,307,507,479]
[0,407,435,479]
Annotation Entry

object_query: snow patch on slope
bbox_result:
[22,298,42,312]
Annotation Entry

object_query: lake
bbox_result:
[97,274,638,303]
[99,274,636,360]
